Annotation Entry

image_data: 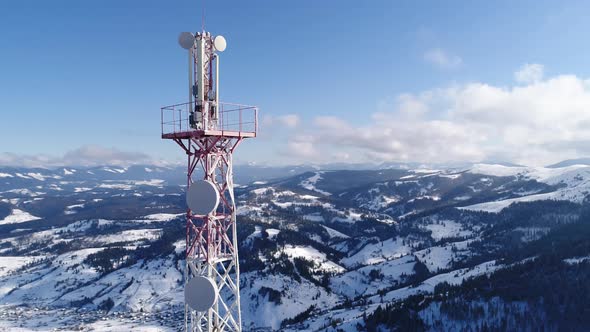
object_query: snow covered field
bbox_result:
[0,209,40,225]
[0,256,42,277]
[463,164,590,212]
[341,237,414,268]
[422,220,473,241]
[0,162,587,331]
[0,306,180,332]
[299,172,331,196]
[281,245,345,273]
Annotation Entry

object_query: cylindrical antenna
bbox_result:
[201,0,206,32]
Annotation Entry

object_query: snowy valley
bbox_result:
[0,162,589,331]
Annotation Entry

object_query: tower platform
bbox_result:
[161,101,257,139]
[162,129,255,139]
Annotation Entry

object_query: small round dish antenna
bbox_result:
[213,35,227,52]
[185,276,218,312]
[186,180,219,215]
[179,32,195,50]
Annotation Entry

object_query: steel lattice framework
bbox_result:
[173,135,243,331]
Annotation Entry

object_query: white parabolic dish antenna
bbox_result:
[213,35,227,52]
[179,32,195,50]
[186,180,219,215]
[185,276,218,312]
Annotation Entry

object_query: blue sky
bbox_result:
[2,0,590,166]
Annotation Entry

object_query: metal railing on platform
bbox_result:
[161,102,258,136]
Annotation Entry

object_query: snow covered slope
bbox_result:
[462,164,590,212]
[0,162,589,331]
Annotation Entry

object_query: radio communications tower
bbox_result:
[161,29,257,332]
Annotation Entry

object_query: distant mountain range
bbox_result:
[0,162,589,330]
[546,157,590,168]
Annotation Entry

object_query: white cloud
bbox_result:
[0,145,161,167]
[255,114,301,147]
[424,48,462,69]
[514,63,544,84]
[314,116,350,130]
[286,135,318,159]
[281,69,590,166]
[62,145,154,166]
[259,114,300,132]
[277,114,300,128]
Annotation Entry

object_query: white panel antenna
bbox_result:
[213,35,227,52]
[185,276,219,312]
[178,32,196,50]
[186,180,219,215]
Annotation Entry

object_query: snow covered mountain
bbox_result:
[1,163,589,331]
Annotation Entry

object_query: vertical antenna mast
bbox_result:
[201,0,206,32]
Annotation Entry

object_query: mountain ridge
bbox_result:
[0,162,589,330]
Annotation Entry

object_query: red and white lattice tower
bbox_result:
[161,31,257,332]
